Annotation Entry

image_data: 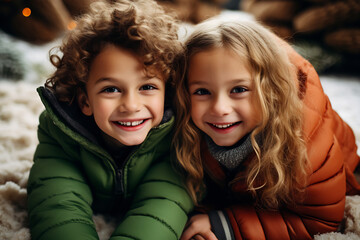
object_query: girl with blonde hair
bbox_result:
[174,18,360,240]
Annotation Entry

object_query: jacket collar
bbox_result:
[38,86,100,144]
[201,139,255,193]
[201,140,227,188]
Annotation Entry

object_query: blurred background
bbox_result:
[0,1,359,238]
[0,0,359,79]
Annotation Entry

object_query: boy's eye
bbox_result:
[140,84,157,91]
[231,87,247,93]
[102,87,120,93]
[193,88,210,95]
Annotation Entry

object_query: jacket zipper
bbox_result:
[115,169,124,196]
[113,146,139,197]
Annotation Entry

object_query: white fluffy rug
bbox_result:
[1,12,360,239]
[0,80,119,240]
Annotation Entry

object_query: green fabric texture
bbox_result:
[27,88,193,240]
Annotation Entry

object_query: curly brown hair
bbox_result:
[45,0,181,104]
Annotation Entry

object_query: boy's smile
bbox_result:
[115,119,147,128]
[112,118,149,131]
[79,44,165,146]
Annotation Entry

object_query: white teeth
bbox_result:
[118,120,144,126]
[212,123,234,129]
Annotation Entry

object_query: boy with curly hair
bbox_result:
[27,0,193,239]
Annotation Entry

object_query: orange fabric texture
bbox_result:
[200,38,360,239]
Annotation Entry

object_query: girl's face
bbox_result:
[188,47,262,146]
[80,44,165,146]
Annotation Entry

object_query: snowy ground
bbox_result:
[321,75,360,153]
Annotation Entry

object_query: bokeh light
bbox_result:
[22,8,31,17]
[67,20,77,30]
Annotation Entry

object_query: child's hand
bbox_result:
[180,214,218,240]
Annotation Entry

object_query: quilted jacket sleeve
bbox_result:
[27,111,99,240]
[110,160,194,240]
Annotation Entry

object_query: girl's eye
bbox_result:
[231,87,247,93]
[102,87,120,93]
[140,84,157,91]
[193,88,210,95]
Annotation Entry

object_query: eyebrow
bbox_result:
[94,76,162,85]
[188,78,251,86]
[188,80,207,86]
[94,77,116,85]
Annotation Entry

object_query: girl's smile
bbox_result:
[188,47,262,146]
[207,121,242,133]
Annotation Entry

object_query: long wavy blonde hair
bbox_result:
[173,19,309,209]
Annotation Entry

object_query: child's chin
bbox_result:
[120,139,146,146]
[213,138,237,147]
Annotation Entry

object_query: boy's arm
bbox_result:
[110,160,194,240]
[27,112,99,240]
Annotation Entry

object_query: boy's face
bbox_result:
[80,44,165,146]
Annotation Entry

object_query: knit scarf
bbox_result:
[205,133,254,171]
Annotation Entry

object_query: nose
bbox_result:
[119,92,141,112]
[211,94,232,116]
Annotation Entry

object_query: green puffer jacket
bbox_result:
[27,87,193,240]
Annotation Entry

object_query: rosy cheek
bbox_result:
[96,100,113,117]
[190,104,201,121]
[151,97,165,124]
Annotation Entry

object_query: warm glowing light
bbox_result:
[67,20,77,30]
[22,8,31,17]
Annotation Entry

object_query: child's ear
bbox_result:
[77,90,93,116]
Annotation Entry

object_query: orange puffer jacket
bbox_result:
[200,39,360,239]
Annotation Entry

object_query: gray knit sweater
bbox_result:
[204,134,254,171]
